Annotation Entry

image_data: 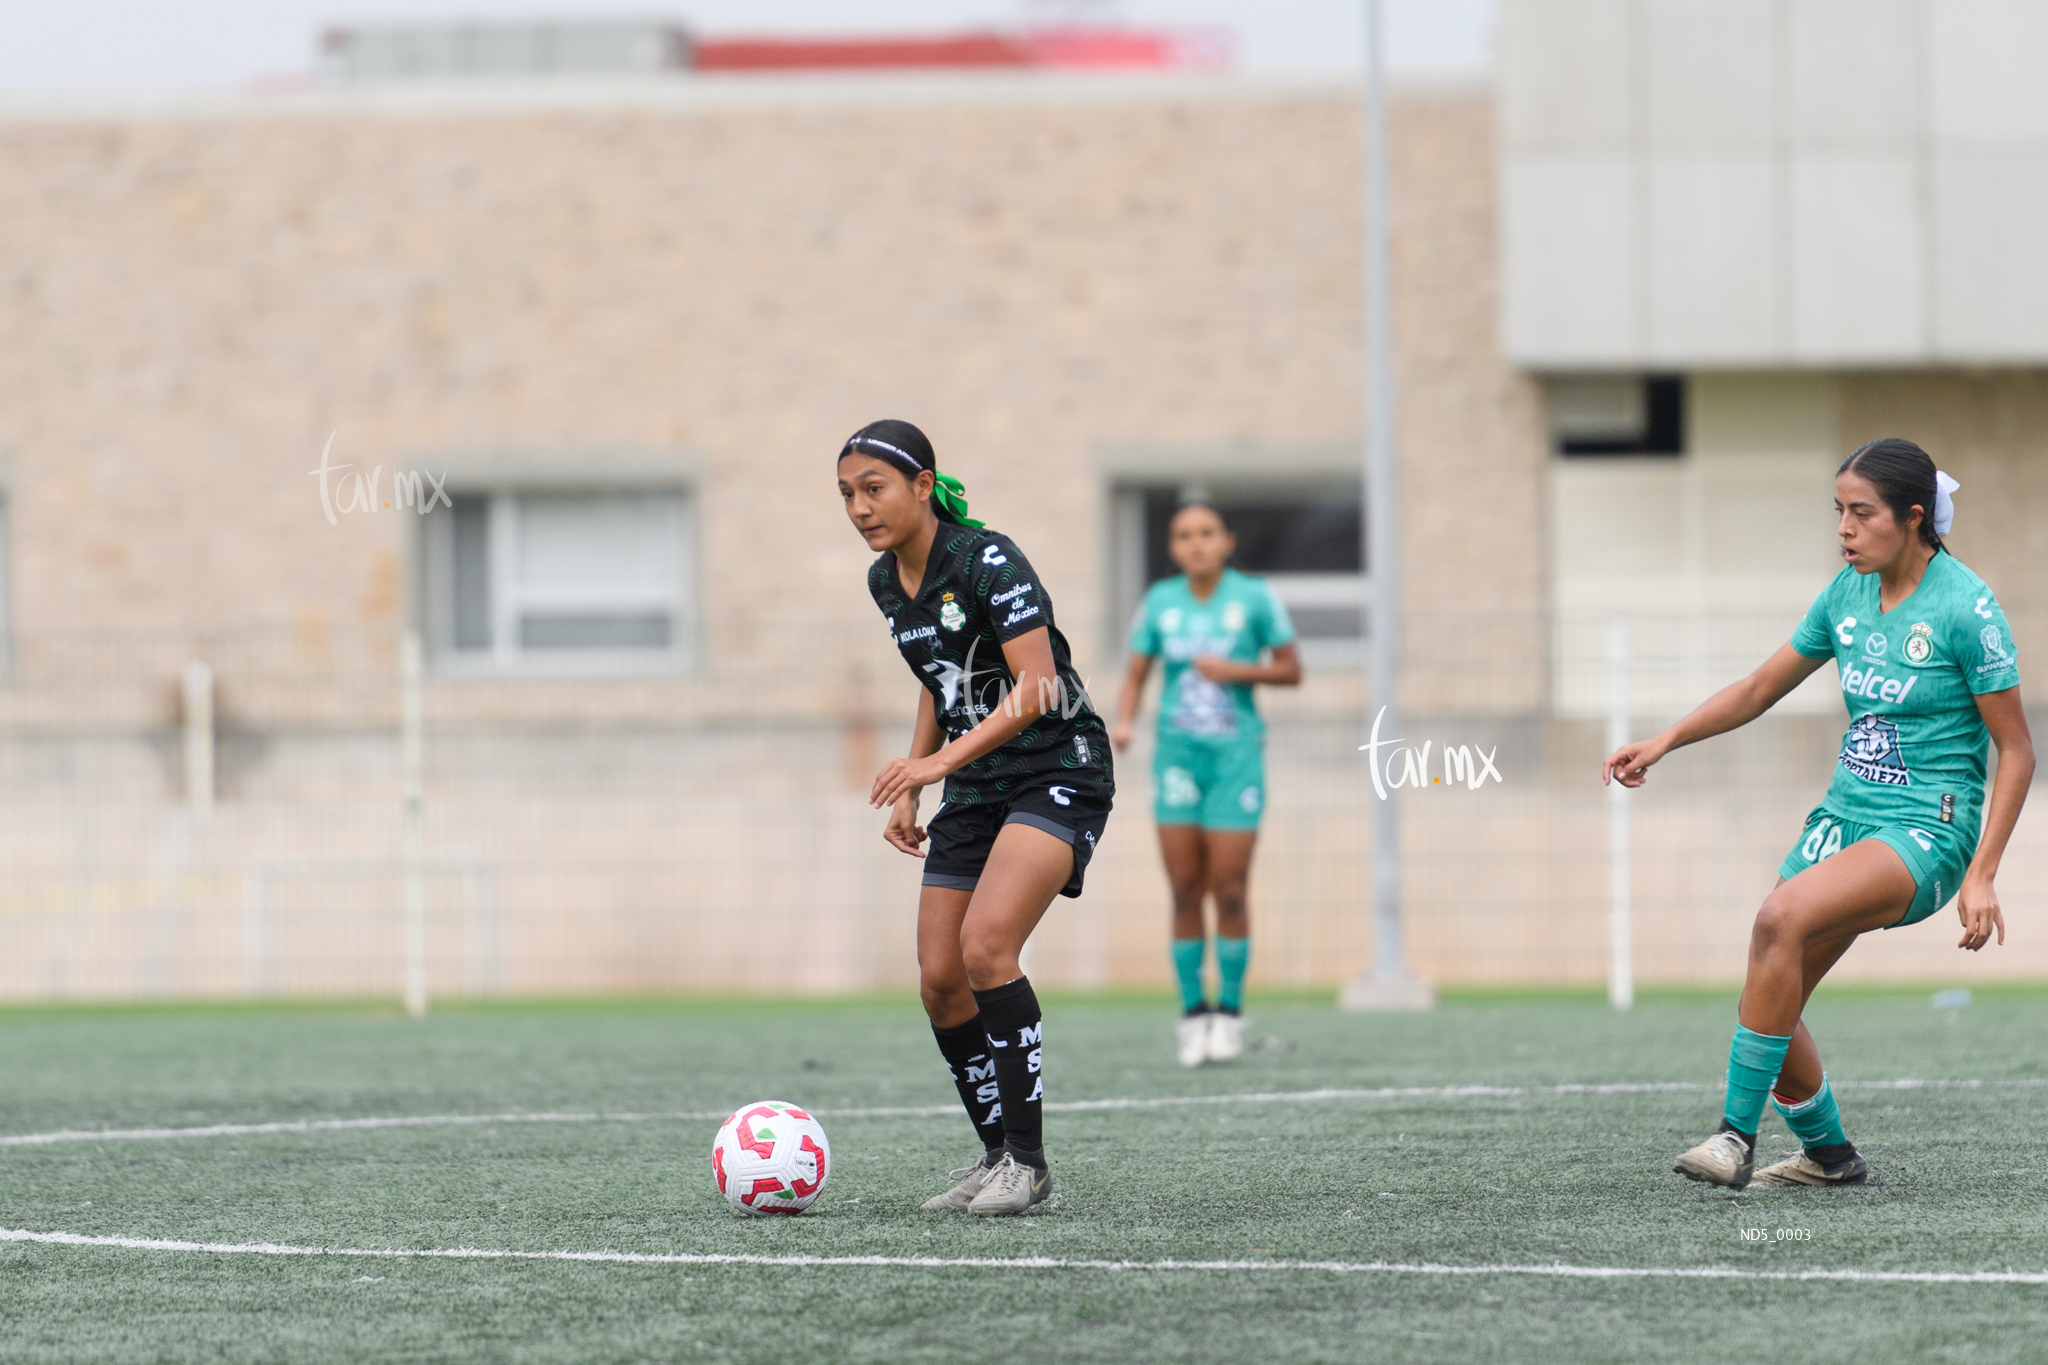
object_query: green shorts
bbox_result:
[1777,804,1975,929]
[1153,732,1266,831]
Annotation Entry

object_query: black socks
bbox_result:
[1806,1140,1859,1169]
[931,1016,1007,1155]
[973,976,1046,1170]
[1716,1120,1757,1157]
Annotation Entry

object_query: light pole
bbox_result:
[1341,0,1434,1012]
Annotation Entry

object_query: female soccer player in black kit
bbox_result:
[838,419,1114,1216]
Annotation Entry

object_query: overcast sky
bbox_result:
[0,0,1496,96]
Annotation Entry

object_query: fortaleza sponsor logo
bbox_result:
[1358,707,1502,800]
[309,432,451,526]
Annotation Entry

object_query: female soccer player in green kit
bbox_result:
[1111,503,1301,1068]
[1604,439,2033,1188]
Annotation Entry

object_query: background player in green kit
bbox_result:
[1604,439,2034,1189]
[1111,503,1301,1068]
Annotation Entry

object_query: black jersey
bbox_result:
[868,522,1112,806]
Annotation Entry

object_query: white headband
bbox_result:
[1934,470,1959,536]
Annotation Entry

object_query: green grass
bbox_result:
[3,989,2045,1363]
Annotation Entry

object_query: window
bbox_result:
[1551,374,1684,455]
[1112,477,1365,658]
[424,487,694,670]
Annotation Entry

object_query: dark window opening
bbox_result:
[1554,374,1685,456]
[1140,488,1363,584]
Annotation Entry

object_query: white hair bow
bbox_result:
[1934,470,1960,536]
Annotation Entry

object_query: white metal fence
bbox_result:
[0,614,2040,1005]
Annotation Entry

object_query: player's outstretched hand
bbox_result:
[1602,738,1666,788]
[871,753,947,811]
[1955,874,2005,951]
[883,793,926,859]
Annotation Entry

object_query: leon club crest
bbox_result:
[1904,621,1933,664]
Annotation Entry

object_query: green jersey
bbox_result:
[1790,550,2019,833]
[1129,568,1296,743]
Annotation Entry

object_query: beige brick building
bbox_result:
[0,68,2041,1000]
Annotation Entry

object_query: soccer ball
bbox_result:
[712,1100,831,1216]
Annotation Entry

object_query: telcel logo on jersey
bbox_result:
[1358,707,1502,799]
[1838,664,1918,705]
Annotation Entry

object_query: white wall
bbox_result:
[1551,374,1846,716]
[1502,0,2048,367]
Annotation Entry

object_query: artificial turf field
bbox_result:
[1,989,2044,1364]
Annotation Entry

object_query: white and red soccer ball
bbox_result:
[712,1100,831,1216]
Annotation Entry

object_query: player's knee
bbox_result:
[1210,875,1247,916]
[957,932,1016,990]
[917,962,971,1020]
[1751,891,1804,951]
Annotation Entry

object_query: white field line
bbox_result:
[2,1228,2044,1285]
[3,1077,2040,1149]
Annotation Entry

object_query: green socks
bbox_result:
[1215,937,1250,1013]
[1171,937,1206,1013]
[1773,1074,1849,1150]
[1723,1026,1792,1138]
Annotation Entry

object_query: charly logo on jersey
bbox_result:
[938,593,967,632]
[1863,631,1887,660]
[1904,621,1934,665]
[1840,714,1910,787]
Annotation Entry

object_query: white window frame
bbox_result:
[1105,462,1367,669]
[420,474,698,676]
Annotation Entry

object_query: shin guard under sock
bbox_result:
[1171,937,1207,1014]
[1773,1073,1849,1152]
[1723,1026,1792,1140]
[931,1016,1007,1154]
[974,977,1046,1168]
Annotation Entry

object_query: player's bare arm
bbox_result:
[883,689,948,857]
[1191,643,1301,687]
[869,626,1059,810]
[1604,643,1827,788]
[1957,685,2034,950]
[1109,651,1155,752]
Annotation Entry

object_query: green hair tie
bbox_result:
[931,470,984,528]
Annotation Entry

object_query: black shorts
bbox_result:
[921,774,1114,900]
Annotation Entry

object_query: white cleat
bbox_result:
[1176,1011,1210,1068]
[967,1152,1052,1216]
[1754,1148,1868,1187]
[1673,1130,1754,1189]
[920,1154,998,1211]
[1205,1011,1246,1064]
